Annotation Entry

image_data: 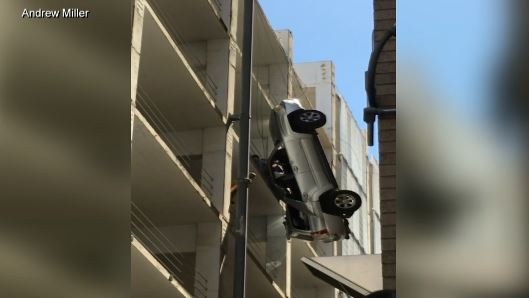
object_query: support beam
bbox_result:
[131,0,145,141]
[196,222,222,298]
[202,126,229,210]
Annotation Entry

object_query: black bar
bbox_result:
[364,24,396,146]
[233,0,254,297]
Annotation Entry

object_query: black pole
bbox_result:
[234,0,254,297]
[364,24,396,146]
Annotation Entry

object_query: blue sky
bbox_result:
[259,0,374,148]
[260,0,508,156]
[398,0,509,117]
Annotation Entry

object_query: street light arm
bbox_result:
[364,24,396,146]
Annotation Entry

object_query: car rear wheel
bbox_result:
[288,109,326,133]
[320,190,361,218]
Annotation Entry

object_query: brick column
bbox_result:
[373,0,396,291]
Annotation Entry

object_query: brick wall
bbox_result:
[373,0,396,291]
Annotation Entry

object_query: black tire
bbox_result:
[320,189,361,218]
[288,109,326,133]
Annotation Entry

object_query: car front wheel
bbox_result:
[288,109,326,133]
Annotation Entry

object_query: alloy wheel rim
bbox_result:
[299,111,321,123]
[335,194,355,209]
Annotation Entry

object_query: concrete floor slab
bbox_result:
[147,0,227,43]
[132,239,191,298]
[301,254,383,297]
[138,8,225,131]
[132,112,219,226]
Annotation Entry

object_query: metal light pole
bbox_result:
[233,0,254,297]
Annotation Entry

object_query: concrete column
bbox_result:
[131,0,145,141]
[196,222,221,298]
[369,159,381,254]
[163,127,228,214]
[275,30,294,98]
[266,215,286,290]
[202,127,227,211]
[334,288,341,298]
[275,30,293,59]
[331,94,339,170]
[223,131,235,219]
[334,95,343,155]
[269,63,289,102]
[286,239,292,298]
[185,39,229,115]
[218,0,232,31]
[226,40,239,116]
[156,224,197,253]
[131,0,144,104]
[164,129,203,157]
[254,66,270,97]
[316,62,334,140]
[207,39,230,115]
[186,41,207,68]
[229,0,241,40]
[352,208,364,255]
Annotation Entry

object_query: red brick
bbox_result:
[380,189,396,200]
[379,130,396,142]
[375,94,396,107]
[383,277,396,289]
[381,200,396,213]
[379,142,396,154]
[383,266,396,278]
[376,61,396,74]
[374,30,396,43]
[374,0,396,10]
[375,73,396,84]
[374,9,396,21]
[382,238,396,251]
[382,250,396,263]
[381,212,396,226]
[381,185,396,192]
[374,3,396,289]
[374,18,396,30]
[380,152,396,165]
[377,50,396,63]
[387,39,396,50]
[375,84,396,95]
[378,114,396,121]
[379,119,396,130]
[380,176,396,188]
[379,164,396,176]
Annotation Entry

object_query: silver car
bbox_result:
[252,99,361,242]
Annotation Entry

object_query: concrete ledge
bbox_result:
[132,237,193,298]
[301,255,383,297]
